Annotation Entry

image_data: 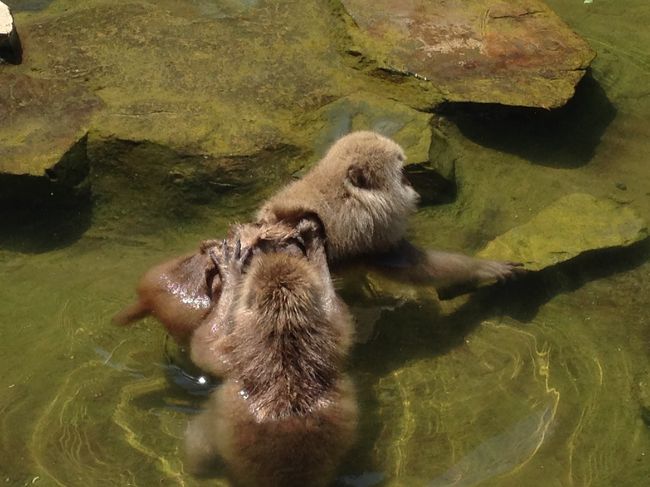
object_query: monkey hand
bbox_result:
[209,238,252,283]
[475,260,526,284]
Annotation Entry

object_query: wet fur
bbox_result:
[258,131,419,262]
[113,221,303,344]
[185,226,357,487]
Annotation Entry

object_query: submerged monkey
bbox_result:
[258,130,524,292]
[112,221,305,344]
[112,240,221,343]
[185,218,358,487]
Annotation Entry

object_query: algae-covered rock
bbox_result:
[373,320,559,485]
[0,74,101,176]
[477,193,648,271]
[308,92,433,164]
[340,0,595,108]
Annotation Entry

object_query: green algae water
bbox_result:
[1,1,649,486]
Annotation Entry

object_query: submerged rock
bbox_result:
[477,193,648,271]
[308,92,433,164]
[340,0,595,108]
[0,1,21,64]
[372,320,559,485]
[306,92,456,202]
[0,74,101,203]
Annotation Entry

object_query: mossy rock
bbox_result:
[340,0,595,108]
[477,193,648,271]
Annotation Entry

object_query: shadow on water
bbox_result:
[438,72,617,168]
[339,239,649,484]
[352,238,650,378]
[0,177,92,253]
[471,237,650,323]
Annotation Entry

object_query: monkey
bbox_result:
[184,217,358,487]
[257,130,524,294]
[112,221,307,344]
[188,219,318,377]
[112,239,221,344]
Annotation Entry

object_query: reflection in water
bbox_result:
[429,406,555,487]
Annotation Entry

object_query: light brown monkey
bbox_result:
[112,240,221,343]
[189,220,315,376]
[185,218,358,487]
[257,130,523,292]
[112,221,305,344]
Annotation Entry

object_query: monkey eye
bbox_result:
[401,172,412,187]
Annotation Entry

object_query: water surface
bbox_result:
[1,1,649,486]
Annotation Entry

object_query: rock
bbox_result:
[373,320,559,485]
[477,193,648,271]
[0,1,21,64]
[0,73,101,175]
[340,0,595,108]
[308,92,433,164]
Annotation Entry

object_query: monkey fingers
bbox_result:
[480,260,526,283]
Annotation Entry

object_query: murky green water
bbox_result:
[1,1,649,486]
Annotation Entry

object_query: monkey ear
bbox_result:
[347,164,371,189]
[295,213,325,242]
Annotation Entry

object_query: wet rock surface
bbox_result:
[340,0,595,108]
[477,193,648,271]
[0,74,100,177]
[0,0,595,209]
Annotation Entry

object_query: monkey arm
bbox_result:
[189,241,246,377]
[371,239,524,293]
[189,283,237,378]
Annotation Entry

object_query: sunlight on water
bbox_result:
[0,0,649,486]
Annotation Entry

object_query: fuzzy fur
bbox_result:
[257,131,419,262]
[185,246,357,487]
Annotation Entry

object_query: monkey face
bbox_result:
[345,140,420,213]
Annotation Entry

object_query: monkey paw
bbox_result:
[209,238,252,282]
[477,260,526,284]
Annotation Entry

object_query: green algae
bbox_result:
[1,1,650,486]
[477,193,648,271]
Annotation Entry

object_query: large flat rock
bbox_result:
[477,193,648,271]
[373,321,559,485]
[0,0,361,194]
[340,0,595,108]
[307,92,433,164]
[0,74,101,175]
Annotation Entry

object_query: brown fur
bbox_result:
[112,221,303,344]
[257,131,419,262]
[188,220,318,376]
[185,222,358,487]
[112,240,221,343]
[258,131,524,291]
